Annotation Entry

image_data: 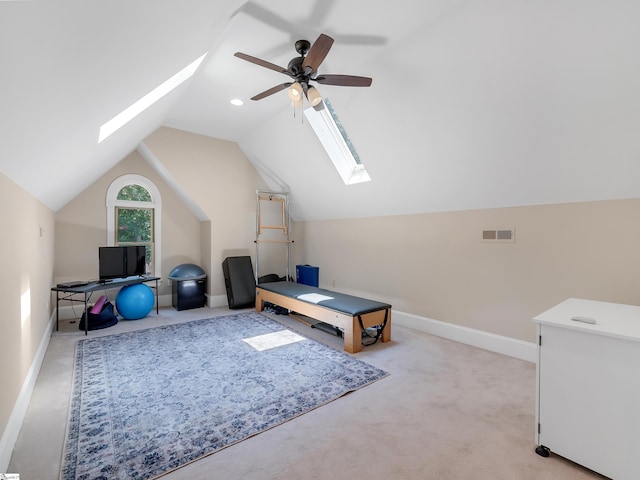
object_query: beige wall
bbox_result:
[143,127,268,296]
[54,150,203,299]
[0,172,55,461]
[294,199,640,343]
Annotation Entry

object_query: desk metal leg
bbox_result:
[84,292,89,335]
[56,291,60,331]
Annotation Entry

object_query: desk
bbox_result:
[51,276,160,334]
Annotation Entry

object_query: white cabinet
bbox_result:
[533,298,640,480]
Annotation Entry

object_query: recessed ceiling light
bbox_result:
[230,98,244,106]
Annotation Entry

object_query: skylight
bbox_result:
[98,53,207,143]
[304,98,371,185]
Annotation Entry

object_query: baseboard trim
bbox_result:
[0,311,56,472]
[394,310,537,363]
[208,294,228,308]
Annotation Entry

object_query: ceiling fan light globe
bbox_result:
[307,86,322,107]
[288,82,303,100]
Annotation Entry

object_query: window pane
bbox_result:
[142,242,153,274]
[116,207,153,243]
[117,184,151,201]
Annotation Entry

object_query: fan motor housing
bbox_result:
[287,57,304,75]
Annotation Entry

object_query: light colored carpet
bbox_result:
[9,306,607,480]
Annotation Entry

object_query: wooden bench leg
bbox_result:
[344,317,362,354]
[255,293,264,312]
[381,309,392,343]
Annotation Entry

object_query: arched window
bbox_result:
[106,174,162,277]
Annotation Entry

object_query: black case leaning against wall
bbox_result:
[222,256,256,309]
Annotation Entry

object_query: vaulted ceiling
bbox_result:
[2,0,640,220]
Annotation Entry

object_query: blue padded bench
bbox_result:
[255,281,391,353]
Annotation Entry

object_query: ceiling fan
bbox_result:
[234,33,372,110]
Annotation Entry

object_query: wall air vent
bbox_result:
[482,228,515,243]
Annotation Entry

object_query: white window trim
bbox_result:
[106,174,162,278]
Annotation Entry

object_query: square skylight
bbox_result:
[304,98,371,185]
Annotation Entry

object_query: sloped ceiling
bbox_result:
[0,0,241,210]
[2,0,640,220]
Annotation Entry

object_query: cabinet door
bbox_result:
[538,324,640,480]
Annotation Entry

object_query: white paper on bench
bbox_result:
[296,293,334,304]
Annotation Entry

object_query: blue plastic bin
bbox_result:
[296,264,319,287]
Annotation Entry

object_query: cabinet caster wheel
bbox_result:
[535,445,550,457]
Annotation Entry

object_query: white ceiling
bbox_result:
[2,0,640,220]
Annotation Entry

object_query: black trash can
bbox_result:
[169,263,207,311]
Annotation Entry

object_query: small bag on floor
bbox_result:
[79,301,118,330]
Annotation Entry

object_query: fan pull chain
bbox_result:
[292,101,304,123]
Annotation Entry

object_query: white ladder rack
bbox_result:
[255,191,293,282]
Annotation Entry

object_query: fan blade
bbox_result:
[302,34,334,74]
[314,74,372,87]
[234,52,291,76]
[251,83,292,101]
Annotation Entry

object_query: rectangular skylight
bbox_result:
[98,53,207,143]
[304,98,371,185]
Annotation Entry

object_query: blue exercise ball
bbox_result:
[116,284,154,320]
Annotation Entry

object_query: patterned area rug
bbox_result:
[61,312,388,479]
